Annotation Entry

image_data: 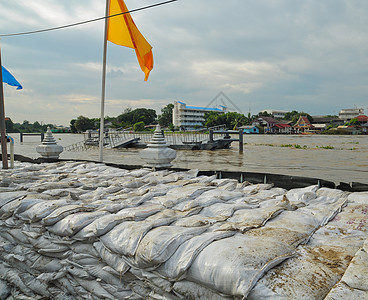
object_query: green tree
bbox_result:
[117,108,157,128]
[133,121,145,132]
[284,110,299,121]
[70,119,77,133]
[32,121,42,132]
[5,118,15,133]
[168,123,175,132]
[204,111,247,129]
[226,112,247,129]
[158,103,174,127]
[258,111,272,117]
[292,113,312,124]
[346,118,360,126]
[74,116,95,132]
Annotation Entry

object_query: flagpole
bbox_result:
[0,45,9,169]
[99,0,110,162]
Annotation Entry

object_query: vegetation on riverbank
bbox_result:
[6,105,367,135]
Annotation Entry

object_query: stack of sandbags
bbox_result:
[0,161,367,299]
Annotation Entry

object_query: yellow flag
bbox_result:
[107,0,153,81]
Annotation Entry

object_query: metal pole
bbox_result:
[8,135,14,168]
[209,129,214,142]
[238,129,243,153]
[0,46,9,169]
[99,0,110,162]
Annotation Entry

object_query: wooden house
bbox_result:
[294,116,314,133]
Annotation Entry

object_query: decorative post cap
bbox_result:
[36,127,63,158]
[139,124,176,168]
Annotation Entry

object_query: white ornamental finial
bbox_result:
[139,124,176,168]
[36,127,63,158]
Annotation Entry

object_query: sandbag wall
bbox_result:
[0,161,367,299]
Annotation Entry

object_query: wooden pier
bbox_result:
[64,128,244,153]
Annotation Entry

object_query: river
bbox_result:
[7,133,368,184]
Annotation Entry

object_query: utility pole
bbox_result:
[0,46,9,169]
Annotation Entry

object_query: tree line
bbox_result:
[5,119,56,133]
[6,104,338,134]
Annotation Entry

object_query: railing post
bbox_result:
[20,132,23,143]
[209,129,214,142]
[239,129,243,153]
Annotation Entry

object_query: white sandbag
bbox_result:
[173,196,223,212]
[157,231,234,280]
[5,228,30,245]
[100,221,154,257]
[248,245,352,300]
[72,277,116,300]
[130,268,173,293]
[73,214,128,241]
[100,282,134,299]
[0,231,16,244]
[69,253,101,266]
[173,280,234,300]
[47,211,109,237]
[0,262,35,297]
[28,181,79,193]
[128,168,152,178]
[0,191,27,208]
[298,195,348,227]
[339,247,368,291]
[42,188,81,198]
[41,205,94,226]
[93,242,130,274]
[68,242,99,257]
[255,187,287,201]
[13,198,44,215]
[199,202,252,218]
[150,185,214,208]
[66,265,94,280]
[285,185,318,205]
[31,255,63,273]
[85,263,129,287]
[242,183,274,195]
[186,233,295,297]
[0,279,10,300]
[20,273,51,298]
[216,181,238,191]
[0,197,24,219]
[248,197,366,300]
[116,203,164,220]
[210,178,238,187]
[134,226,208,269]
[174,189,243,212]
[218,203,288,232]
[37,268,68,282]
[348,192,368,204]
[324,282,368,300]
[173,214,227,227]
[316,187,346,199]
[16,199,69,222]
[265,210,321,236]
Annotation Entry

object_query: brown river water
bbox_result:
[7,133,368,184]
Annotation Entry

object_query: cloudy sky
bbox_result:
[1,0,367,126]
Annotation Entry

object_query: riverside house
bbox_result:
[294,116,314,133]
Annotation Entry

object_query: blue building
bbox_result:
[240,125,260,134]
[173,101,227,130]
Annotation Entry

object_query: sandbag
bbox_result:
[186,233,295,297]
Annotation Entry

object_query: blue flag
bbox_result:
[1,66,22,90]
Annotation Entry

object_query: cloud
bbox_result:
[1,0,368,125]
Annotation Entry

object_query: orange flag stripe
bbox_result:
[107,0,153,81]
